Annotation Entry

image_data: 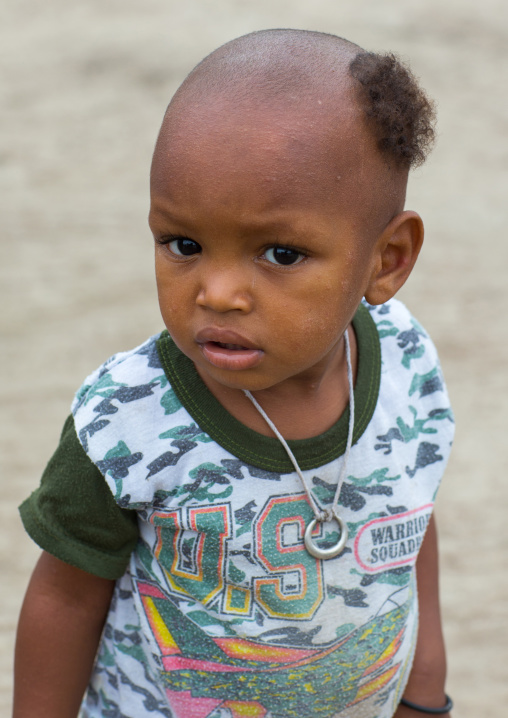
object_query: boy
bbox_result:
[15,29,454,718]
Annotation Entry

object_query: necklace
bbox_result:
[244,329,354,560]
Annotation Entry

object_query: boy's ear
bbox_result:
[364,210,424,305]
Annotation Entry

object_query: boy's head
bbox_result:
[149,30,435,395]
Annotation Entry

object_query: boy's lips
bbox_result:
[195,328,264,371]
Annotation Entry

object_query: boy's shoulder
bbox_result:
[365,299,453,431]
[366,297,441,371]
[367,296,427,334]
[71,333,164,416]
[70,332,179,462]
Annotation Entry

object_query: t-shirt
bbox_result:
[20,299,454,718]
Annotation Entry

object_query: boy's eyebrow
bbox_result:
[150,202,308,233]
[149,198,338,245]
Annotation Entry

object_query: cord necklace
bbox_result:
[243,329,354,560]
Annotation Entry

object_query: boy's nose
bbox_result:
[196,269,253,313]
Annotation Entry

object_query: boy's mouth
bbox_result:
[213,341,248,350]
[195,330,264,371]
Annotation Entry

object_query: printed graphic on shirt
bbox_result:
[150,495,327,623]
[153,504,232,606]
[354,506,432,573]
[253,494,325,620]
[138,578,411,718]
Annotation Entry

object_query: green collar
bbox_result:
[156,303,380,473]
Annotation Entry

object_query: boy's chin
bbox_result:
[194,360,283,395]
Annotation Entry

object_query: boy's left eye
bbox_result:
[263,246,305,266]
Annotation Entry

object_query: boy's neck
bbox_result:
[195,326,358,440]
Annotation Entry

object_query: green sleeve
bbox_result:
[19,415,139,579]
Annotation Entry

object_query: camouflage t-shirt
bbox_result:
[32,299,456,718]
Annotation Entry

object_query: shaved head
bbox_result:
[152,30,429,241]
[171,29,360,109]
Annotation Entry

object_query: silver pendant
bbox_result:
[304,515,348,560]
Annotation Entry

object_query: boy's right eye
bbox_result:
[165,237,202,256]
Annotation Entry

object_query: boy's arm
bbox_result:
[13,550,115,718]
[394,514,451,717]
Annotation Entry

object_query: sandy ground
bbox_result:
[2,0,508,715]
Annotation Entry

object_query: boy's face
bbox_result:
[150,99,385,396]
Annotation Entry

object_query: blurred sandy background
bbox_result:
[2,0,507,715]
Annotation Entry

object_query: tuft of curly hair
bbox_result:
[349,52,436,169]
